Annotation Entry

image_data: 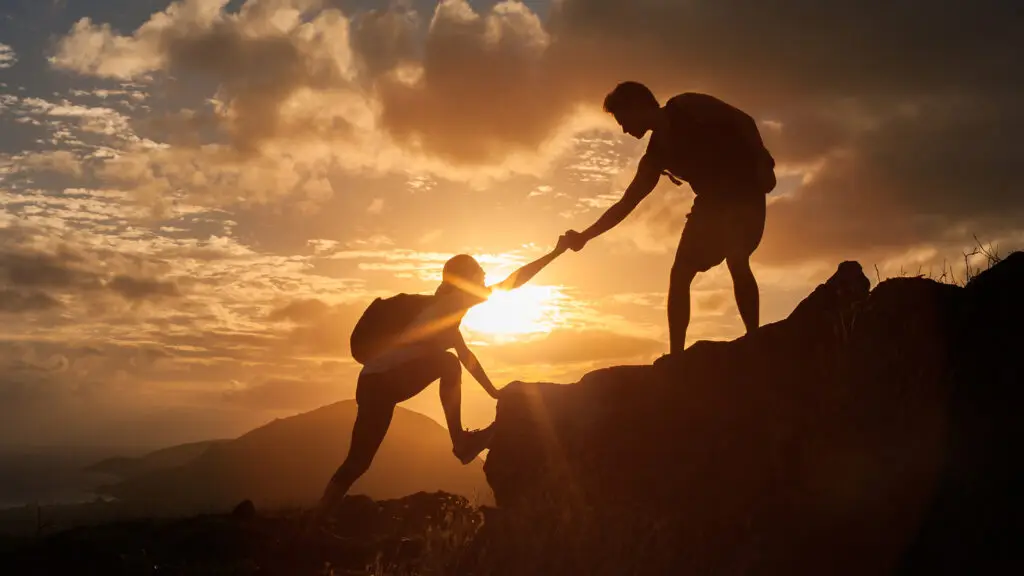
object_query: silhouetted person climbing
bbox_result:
[564,81,776,352]
[318,236,571,516]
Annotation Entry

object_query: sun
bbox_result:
[461,284,563,341]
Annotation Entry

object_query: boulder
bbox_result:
[478,253,1023,575]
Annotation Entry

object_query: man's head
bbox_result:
[439,254,487,298]
[603,81,660,139]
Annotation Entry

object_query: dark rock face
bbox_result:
[481,253,1023,575]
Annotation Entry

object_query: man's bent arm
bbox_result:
[491,249,561,292]
[579,154,661,243]
[490,234,571,292]
[454,335,500,399]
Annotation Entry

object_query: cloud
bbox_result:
[348,1,420,77]
[537,0,1024,267]
[268,297,365,357]
[0,188,152,232]
[0,342,234,448]
[547,0,1019,101]
[14,150,85,178]
[50,0,355,145]
[0,246,102,291]
[0,226,182,312]
[752,95,1024,266]
[0,168,374,449]
[0,43,16,69]
[0,290,61,314]
[610,292,665,308]
[372,0,584,166]
[0,339,142,446]
[47,0,609,189]
[69,87,149,103]
[90,142,336,210]
[484,329,665,366]
[107,275,181,300]
[17,97,137,140]
[367,197,385,214]
[44,0,1021,267]
[694,289,731,316]
[268,298,332,323]
[0,205,370,391]
[0,317,363,447]
[221,376,342,411]
[47,0,225,79]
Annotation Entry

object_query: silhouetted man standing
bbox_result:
[565,81,776,353]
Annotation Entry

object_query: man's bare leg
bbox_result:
[320,351,458,519]
[727,255,759,334]
[436,351,467,451]
[437,351,497,464]
[667,265,697,354]
[320,402,394,516]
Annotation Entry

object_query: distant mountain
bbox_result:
[86,440,228,481]
[0,447,129,510]
[97,401,492,514]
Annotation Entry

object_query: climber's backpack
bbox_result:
[349,293,436,365]
[660,92,777,196]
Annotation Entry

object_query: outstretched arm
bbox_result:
[570,154,661,250]
[490,235,570,292]
[454,333,500,399]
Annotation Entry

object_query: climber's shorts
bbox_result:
[356,350,458,406]
[673,191,766,274]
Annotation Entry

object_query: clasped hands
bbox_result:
[555,229,588,253]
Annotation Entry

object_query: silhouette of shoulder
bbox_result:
[662,92,753,140]
[645,92,767,188]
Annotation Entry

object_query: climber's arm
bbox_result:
[454,332,500,400]
[569,154,661,249]
[489,234,571,292]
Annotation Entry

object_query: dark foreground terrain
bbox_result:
[2,252,1021,575]
[0,492,484,575]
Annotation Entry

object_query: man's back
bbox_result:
[646,92,775,197]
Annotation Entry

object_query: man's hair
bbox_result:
[442,254,485,284]
[603,81,659,116]
[437,254,486,298]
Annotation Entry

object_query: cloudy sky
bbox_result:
[1,0,1020,449]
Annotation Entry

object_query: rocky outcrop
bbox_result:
[479,253,1023,575]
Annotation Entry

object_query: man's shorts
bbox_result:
[673,191,766,274]
[357,349,454,406]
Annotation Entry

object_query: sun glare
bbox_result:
[461,284,564,341]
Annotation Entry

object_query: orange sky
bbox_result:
[0,0,1021,448]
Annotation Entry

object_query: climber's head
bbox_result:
[604,81,660,139]
[437,254,488,301]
